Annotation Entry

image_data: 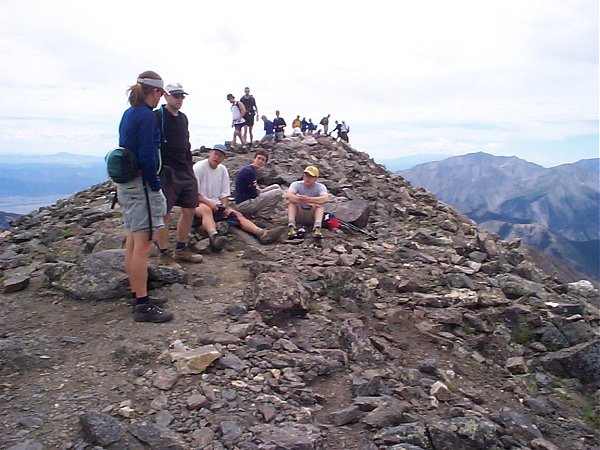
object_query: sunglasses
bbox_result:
[172,94,185,100]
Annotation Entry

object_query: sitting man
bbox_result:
[284,165,329,239]
[235,150,283,219]
[193,144,284,250]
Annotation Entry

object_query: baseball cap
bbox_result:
[212,144,228,154]
[303,166,319,177]
[226,93,234,99]
[165,82,188,96]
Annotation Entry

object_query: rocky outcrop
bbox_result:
[0,136,598,449]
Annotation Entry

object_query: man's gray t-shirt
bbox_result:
[289,181,327,197]
[289,181,327,209]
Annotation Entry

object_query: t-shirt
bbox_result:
[240,95,256,116]
[289,180,327,198]
[192,159,231,203]
[234,164,258,204]
[231,102,245,125]
[155,107,193,173]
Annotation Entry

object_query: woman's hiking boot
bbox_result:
[133,303,174,323]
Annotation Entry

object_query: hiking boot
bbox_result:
[133,303,174,323]
[173,247,203,263]
[313,227,323,239]
[210,234,229,252]
[259,226,285,244]
[158,251,182,268]
[130,296,168,308]
[287,225,298,239]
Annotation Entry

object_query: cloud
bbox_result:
[0,0,596,168]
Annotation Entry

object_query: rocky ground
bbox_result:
[1,136,599,450]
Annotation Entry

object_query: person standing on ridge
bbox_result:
[240,87,258,147]
[154,82,203,266]
[319,114,330,135]
[117,70,173,323]
[227,94,247,150]
[339,120,350,143]
[273,110,287,141]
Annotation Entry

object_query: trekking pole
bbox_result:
[338,219,377,240]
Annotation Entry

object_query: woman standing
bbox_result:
[118,70,173,323]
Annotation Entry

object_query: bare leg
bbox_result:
[176,208,196,243]
[126,230,153,297]
[313,205,324,227]
[156,212,171,249]
[287,203,299,224]
[195,204,217,234]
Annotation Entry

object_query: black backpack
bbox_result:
[105,147,139,183]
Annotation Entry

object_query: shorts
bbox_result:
[118,183,166,233]
[261,133,275,142]
[244,113,255,126]
[159,167,199,211]
[275,131,285,141]
[234,122,245,131]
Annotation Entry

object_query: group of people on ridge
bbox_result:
[116,71,332,323]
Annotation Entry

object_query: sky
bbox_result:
[0,0,598,168]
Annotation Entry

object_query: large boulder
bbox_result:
[244,272,310,323]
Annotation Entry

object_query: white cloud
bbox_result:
[0,0,597,167]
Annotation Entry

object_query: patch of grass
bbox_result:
[59,229,75,239]
[582,403,600,427]
[513,318,534,345]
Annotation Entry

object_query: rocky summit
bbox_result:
[1,135,599,450]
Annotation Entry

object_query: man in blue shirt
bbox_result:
[260,115,275,142]
[234,150,283,218]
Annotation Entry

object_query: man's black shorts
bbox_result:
[159,167,199,211]
[244,113,255,126]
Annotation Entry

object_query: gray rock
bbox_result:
[244,272,310,323]
[250,422,324,450]
[374,421,431,448]
[559,320,596,346]
[428,416,502,449]
[490,408,542,440]
[361,397,409,428]
[540,339,600,383]
[128,420,187,449]
[2,274,30,293]
[79,411,126,447]
[6,440,44,450]
[338,318,384,364]
[329,405,362,425]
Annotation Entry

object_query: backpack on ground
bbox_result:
[105,147,139,184]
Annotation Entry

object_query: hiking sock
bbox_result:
[254,227,265,237]
[288,221,296,228]
[135,295,149,305]
[175,242,186,250]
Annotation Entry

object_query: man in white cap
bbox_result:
[284,165,329,239]
[155,82,203,265]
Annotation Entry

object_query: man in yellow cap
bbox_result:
[283,165,329,238]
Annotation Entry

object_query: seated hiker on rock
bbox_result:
[284,165,329,239]
[234,150,283,219]
[193,145,285,250]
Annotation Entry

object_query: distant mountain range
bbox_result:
[0,152,107,215]
[400,152,600,281]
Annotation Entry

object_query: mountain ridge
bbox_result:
[0,137,598,448]
[400,152,599,281]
